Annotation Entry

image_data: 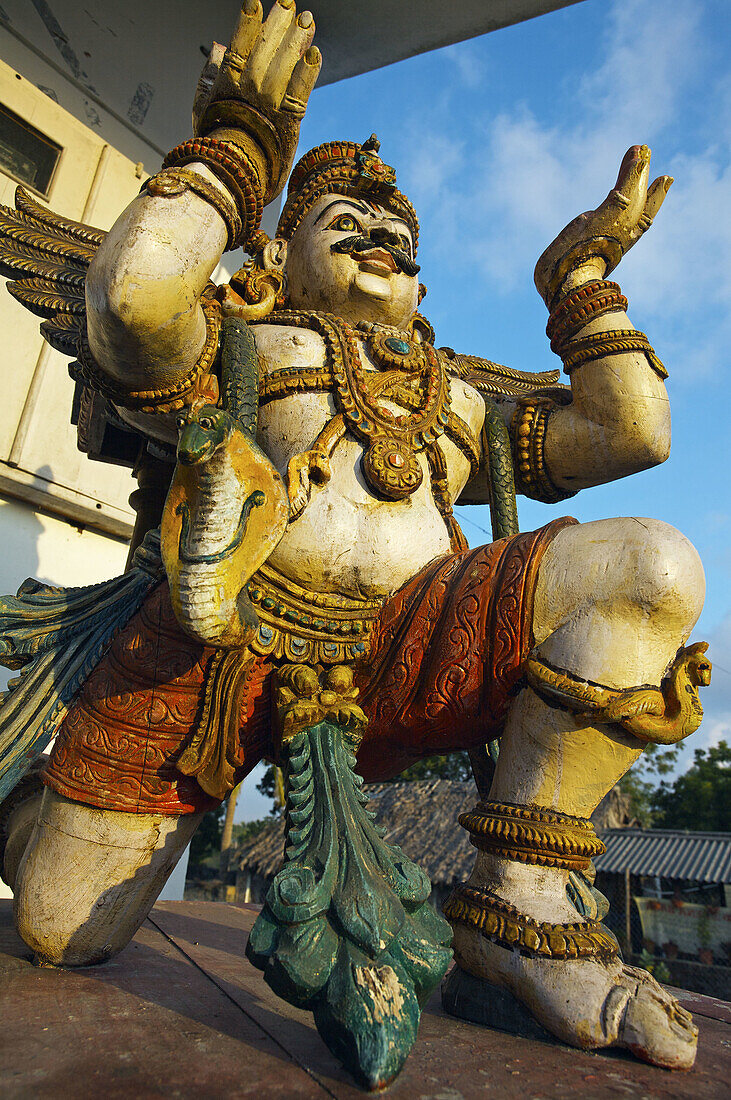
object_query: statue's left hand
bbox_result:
[193,0,322,204]
[534,145,673,307]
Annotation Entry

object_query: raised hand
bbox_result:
[193,0,321,203]
[534,145,673,307]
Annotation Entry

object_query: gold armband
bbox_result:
[74,293,221,415]
[511,398,576,504]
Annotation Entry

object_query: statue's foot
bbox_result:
[450,918,697,1070]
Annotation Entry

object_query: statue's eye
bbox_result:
[175,415,186,430]
[398,234,411,256]
[199,417,213,430]
[328,213,359,233]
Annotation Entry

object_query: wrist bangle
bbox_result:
[547,280,628,352]
[144,168,243,250]
[560,328,668,380]
[163,138,263,249]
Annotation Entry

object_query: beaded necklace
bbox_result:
[259,310,451,500]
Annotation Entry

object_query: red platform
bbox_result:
[0,899,728,1098]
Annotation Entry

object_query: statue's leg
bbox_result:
[446,517,705,1069]
[12,788,201,967]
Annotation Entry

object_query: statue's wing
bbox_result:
[439,348,570,402]
[0,185,106,359]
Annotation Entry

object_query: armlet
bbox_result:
[510,396,577,504]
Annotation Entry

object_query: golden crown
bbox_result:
[277,134,419,251]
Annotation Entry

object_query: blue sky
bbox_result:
[237,0,731,821]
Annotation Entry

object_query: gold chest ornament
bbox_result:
[256,310,470,552]
[346,323,451,500]
[260,311,452,501]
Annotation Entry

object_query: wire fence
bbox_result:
[597,870,731,1000]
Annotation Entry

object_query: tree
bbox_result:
[617,743,680,827]
[650,740,730,831]
[188,802,224,865]
[232,818,271,845]
[381,751,472,783]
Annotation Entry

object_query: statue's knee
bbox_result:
[614,518,705,631]
[538,517,704,633]
[13,790,200,967]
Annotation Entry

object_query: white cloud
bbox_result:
[441,43,486,90]
[694,712,731,753]
[399,0,730,376]
[577,0,704,139]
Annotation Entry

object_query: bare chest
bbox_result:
[252,321,485,598]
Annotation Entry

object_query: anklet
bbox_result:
[459,801,605,871]
[444,884,618,961]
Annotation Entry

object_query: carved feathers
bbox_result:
[0,185,105,357]
[439,348,570,401]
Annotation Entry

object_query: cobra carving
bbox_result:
[161,317,289,648]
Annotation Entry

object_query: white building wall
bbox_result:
[0,497,130,899]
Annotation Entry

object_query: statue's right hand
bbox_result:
[193,1,321,204]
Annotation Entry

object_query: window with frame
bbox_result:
[0,103,61,197]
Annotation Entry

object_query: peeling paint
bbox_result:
[354,963,404,1024]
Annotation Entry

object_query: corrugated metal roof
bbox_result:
[595,829,731,884]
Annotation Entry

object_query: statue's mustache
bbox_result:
[330,234,420,277]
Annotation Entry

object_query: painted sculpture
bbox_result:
[0,1,712,1089]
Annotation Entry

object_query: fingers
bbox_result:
[193,42,225,131]
[261,10,316,106]
[283,45,321,116]
[612,144,651,216]
[230,0,263,59]
[247,0,297,92]
[639,174,673,232]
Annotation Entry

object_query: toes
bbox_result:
[617,965,698,1070]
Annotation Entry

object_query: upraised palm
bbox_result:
[535,145,673,307]
[193,0,321,204]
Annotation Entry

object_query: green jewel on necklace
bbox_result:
[384,336,411,356]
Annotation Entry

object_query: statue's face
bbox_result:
[284,194,419,328]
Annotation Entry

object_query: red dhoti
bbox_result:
[44,518,573,814]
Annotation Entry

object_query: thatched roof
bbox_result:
[236,778,480,887]
[235,778,634,887]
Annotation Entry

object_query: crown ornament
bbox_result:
[355,134,397,191]
[277,134,419,250]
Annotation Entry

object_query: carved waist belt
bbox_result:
[246,562,383,665]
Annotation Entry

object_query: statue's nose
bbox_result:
[369,225,402,249]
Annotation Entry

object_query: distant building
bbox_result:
[233,777,633,911]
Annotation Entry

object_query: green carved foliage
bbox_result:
[246,720,453,1090]
[314,948,419,1090]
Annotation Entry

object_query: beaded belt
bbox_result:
[246,562,383,665]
